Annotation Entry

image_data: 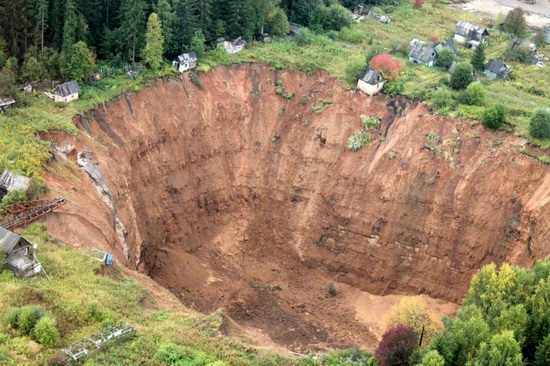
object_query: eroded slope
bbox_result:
[45,64,550,351]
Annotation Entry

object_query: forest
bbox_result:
[0,0,367,86]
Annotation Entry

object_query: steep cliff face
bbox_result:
[45,64,550,351]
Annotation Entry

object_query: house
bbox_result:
[0,169,31,199]
[357,66,384,96]
[408,43,437,66]
[0,226,41,277]
[434,38,459,55]
[352,5,365,20]
[511,39,539,64]
[454,20,489,48]
[0,97,16,113]
[289,23,304,36]
[448,61,458,74]
[258,33,271,42]
[175,52,198,73]
[483,59,511,79]
[217,37,246,55]
[54,80,79,103]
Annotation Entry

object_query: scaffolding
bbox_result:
[1,197,66,230]
[62,322,135,362]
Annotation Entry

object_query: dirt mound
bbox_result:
[44,64,550,352]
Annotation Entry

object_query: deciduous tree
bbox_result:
[60,41,95,81]
[369,53,401,80]
[503,8,527,37]
[375,324,418,366]
[449,62,472,89]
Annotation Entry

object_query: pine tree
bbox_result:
[35,0,48,51]
[175,0,199,50]
[471,42,485,71]
[62,0,79,51]
[143,13,164,70]
[119,0,147,63]
[190,0,213,41]
[0,0,36,57]
[154,0,178,55]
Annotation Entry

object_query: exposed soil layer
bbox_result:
[44,64,550,352]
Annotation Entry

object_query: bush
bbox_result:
[465,82,486,106]
[420,350,445,366]
[18,305,46,335]
[348,132,372,151]
[338,27,364,44]
[450,63,473,90]
[482,104,507,129]
[375,324,418,366]
[503,46,531,64]
[370,54,401,80]
[1,189,29,209]
[48,354,69,366]
[345,56,366,86]
[3,307,21,328]
[529,108,550,139]
[361,115,380,130]
[32,316,61,347]
[383,79,404,97]
[432,86,453,109]
[294,29,315,46]
[437,48,455,70]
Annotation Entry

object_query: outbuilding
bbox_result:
[0,97,16,113]
[408,43,437,66]
[54,80,79,103]
[0,227,41,277]
[357,66,384,96]
[0,169,31,199]
[483,59,511,79]
[454,20,489,48]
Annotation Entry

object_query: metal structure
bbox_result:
[1,197,66,230]
[62,322,135,362]
[91,249,114,266]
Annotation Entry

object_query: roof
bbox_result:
[359,66,383,84]
[0,97,16,108]
[0,169,31,192]
[55,80,80,97]
[512,39,537,53]
[232,37,246,46]
[455,21,488,41]
[7,252,35,273]
[436,38,459,55]
[289,23,303,35]
[0,227,26,253]
[484,59,509,74]
[409,43,437,62]
[178,51,198,64]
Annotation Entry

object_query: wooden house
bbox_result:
[408,43,437,66]
[175,52,198,72]
[0,227,41,277]
[0,169,31,199]
[483,59,511,79]
[454,20,489,48]
[217,37,246,55]
[0,97,16,113]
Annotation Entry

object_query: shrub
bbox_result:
[48,354,69,366]
[275,80,294,99]
[503,46,531,63]
[1,189,29,209]
[386,297,440,346]
[345,56,367,85]
[450,63,473,90]
[465,82,486,106]
[529,108,550,139]
[432,86,453,109]
[361,115,380,130]
[383,79,404,97]
[348,132,372,151]
[32,316,61,347]
[370,54,401,80]
[414,0,425,8]
[437,48,455,70]
[482,104,507,129]
[3,307,21,328]
[294,29,314,46]
[326,282,338,298]
[375,324,418,366]
[0,252,7,271]
[338,27,364,44]
[366,47,384,64]
[18,305,46,335]
[532,30,547,48]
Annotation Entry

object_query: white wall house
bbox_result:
[54,80,79,103]
[357,66,384,96]
[175,52,198,73]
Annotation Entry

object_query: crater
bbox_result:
[45,64,550,352]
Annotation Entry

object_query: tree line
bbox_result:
[0,0,362,85]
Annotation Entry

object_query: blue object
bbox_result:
[105,254,113,266]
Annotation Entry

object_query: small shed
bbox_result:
[408,43,437,66]
[0,169,31,198]
[289,23,304,36]
[175,52,198,73]
[511,38,539,64]
[352,5,365,20]
[454,20,488,48]
[54,80,79,103]
[435,38,459,56]
[0,227,41,277]
[0,97,16,113]
[483,59,511,79]
[357,66,384,96]
[217,37,246,55]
